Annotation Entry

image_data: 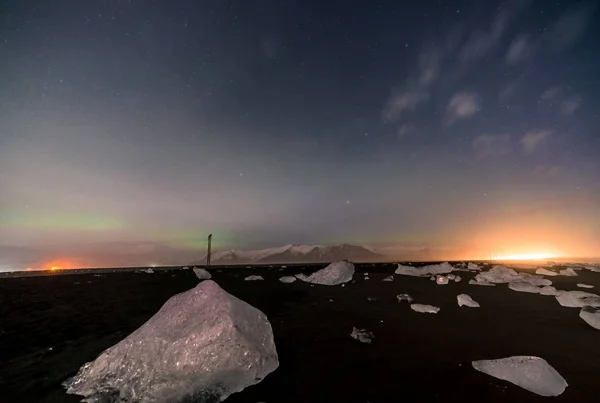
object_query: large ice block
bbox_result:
[64,280,279,402]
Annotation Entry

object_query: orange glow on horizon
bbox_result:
[491,252,558,261]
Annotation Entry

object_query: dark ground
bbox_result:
[1,263,599,403]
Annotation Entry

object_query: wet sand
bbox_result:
[1,263,599,402]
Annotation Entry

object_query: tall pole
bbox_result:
[207,234,212,267]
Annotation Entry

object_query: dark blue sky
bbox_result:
[1,0,599,268]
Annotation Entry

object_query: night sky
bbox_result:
[1,0,599,269]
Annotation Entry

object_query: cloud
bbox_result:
[505,34,531,64]
[521,130,552,154]
[541,86,562,101]
[559,97,581,115]
[444,92,480,126]
[397,124,415,138]
[382,90,428,121]
[473,134,511,158]
[545,2,598,52]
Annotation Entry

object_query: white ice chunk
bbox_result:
[474,266,520,283]
[144,268,154,274]
[436,275,449,285]
[63,280,279,402]
[395,262,454,277]
[244,275,264,281]
[585,266,600,273]
[509,281,542,294]
[410,304,440,314]
[295,261,354,286]
[364,276,370,280]
[518,274,552,286]
[472,356,567,396]
[364,272,369,276]
[535,268,558,276]
[447,273,456,281]
[430,276,436,281]
[382,275,394,282]
[469,279,496,287]
[182,266,189,270]
[457,294,480,307]
[350,327,374,344]
[540,286,560,296]
[559,268,578,276]
[467,262,481,271]
[555,290,600,308]
[577,283,594,289]
[454,275,462,282]
[396,294,414,304]
[579,308,600,330]
[279,276,296,284]
[193,267,211,280]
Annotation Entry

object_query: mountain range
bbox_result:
[192,244,383,265]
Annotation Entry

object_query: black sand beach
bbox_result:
[1,263,599,402]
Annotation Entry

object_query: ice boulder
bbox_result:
[63,280,279,402]
[410,304,440,314]
[474,266,520,283]
[457,294,480,307]
[295,261,354,285]
[447,273,456,281]
[454,275,462,282]
[193,267,211,280]
[279,276,296,284]
[508,281,542,294]
[395,262,454,277]
[579,308,600,330]
[382,275,394,282]
[244,275,264,281]
[559,268,578,276]
[518,274,552,287]
[577,283,594,289]
[144,268,154,274]
[436,275,449,285]
[472,356,567,396]
[555,290,600,308]
[350,327,374,344]
[535,268,558,276]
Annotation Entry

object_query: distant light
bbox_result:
[50,266,60,271]
[492,253,555,261]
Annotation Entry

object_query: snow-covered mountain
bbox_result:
[192,244,382,265]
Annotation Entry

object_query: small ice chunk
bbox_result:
[193,267,211,280]
[350,327,374,344]
[281,265,287,269]
[579,308,600,330]
[182,266,189,270]
[509,281,542,294]
[396,294,414,304]
[364,272,369,276]
[518,274,552,286]
[366,296,377,302]
[430,276,436,281]
[364,276,370,280]
[382,275,394,282]
[457,294,480,307]
[395,262,454,277]
[63,280,279,402]
[436,275,449,285]
[447,273,456,281]
[559,268,578,276]
[577,283,594,289]
[467,262,481,271]
[245,275,264,281]
[535,268,558,276]
[472,356,568,396]
[144,268,154,274]
[410,304,440,314]
[295,261,354,286]
[555,290,600,308]
[454,275,462,282]
[279,276,296,284]
[540,286,560,296]
[469,279,496,286]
